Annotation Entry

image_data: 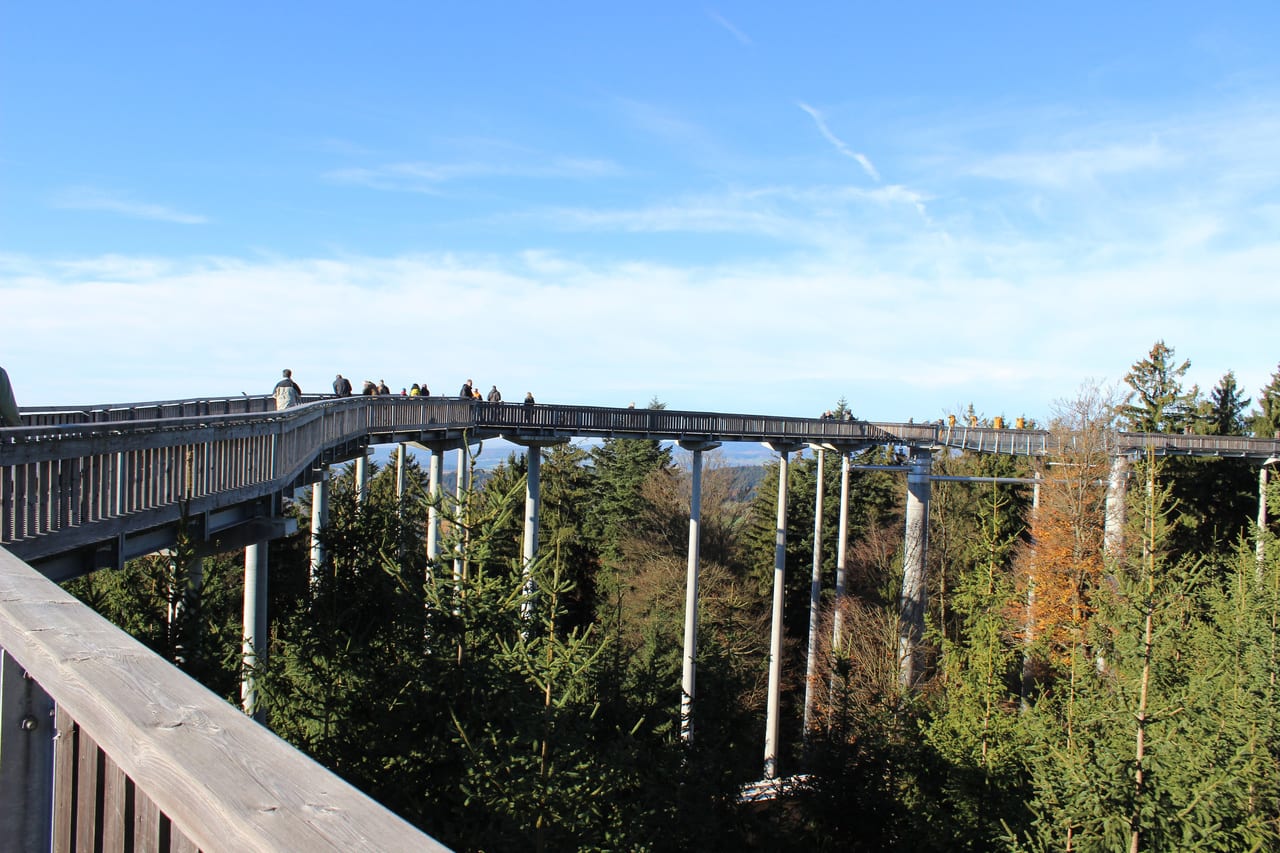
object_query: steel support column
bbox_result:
[763,441,801,779]
[802,448,825,737]
[521,445,542,619]
[426,449,443,563]
[355,453,369,507]
[310,467,329,585]
[898,450,931,690]
[241,541,268,721]
[679,440,719,744]
[1104,454,1129,559]
[504,438,567,620]
[455,447,467,589]
[395,444,407,505]
[1259,463,1273,582]
[831,452,851,653]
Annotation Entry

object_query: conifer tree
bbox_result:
[1253,362,1280,438]
[1118,341,1198,433]
[925,481,1030,848]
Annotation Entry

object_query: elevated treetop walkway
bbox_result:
[5,394,1279,581]
[3,393,1277,851]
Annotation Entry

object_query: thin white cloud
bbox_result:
[6,233,1277,419]
[324,156,622,192]
[797,102,880,181]
[708,10,752,46]
[967,141,1178,188]
[50,187,208,224]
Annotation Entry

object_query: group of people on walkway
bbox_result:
[274,370,535,411]
[459,379,535,405]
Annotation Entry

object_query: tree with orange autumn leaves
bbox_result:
[1015,382,1119,676]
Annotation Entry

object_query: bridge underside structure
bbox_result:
[4,395,1279,791]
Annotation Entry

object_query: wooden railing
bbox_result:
[0,547,449,852]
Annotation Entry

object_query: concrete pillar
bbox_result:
[310,468,329,585]
[427,449,443,564]
[1104,454,1129,559]
[763,442,800,779]
[242,541,268,721]
[521,445,542,620]
[831,452,851,653]
[802,448,825,737]
[898,450,931,690]
[678,441,719,744]
[355,453,369,507]
[0,650,55,852]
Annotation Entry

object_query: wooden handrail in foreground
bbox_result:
[0,546,450,853]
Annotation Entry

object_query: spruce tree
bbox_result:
[1118,341,1198,434]
[1253,363,1280,438]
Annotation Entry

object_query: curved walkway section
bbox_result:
[4,395,1279,580]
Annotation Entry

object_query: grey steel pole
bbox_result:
[242,541,267,721]
[310,467,329,585]
[521,445,542,620]
[763,444,797,779]
[898,450,931,690]
[831,452,850,652]
[802,448,825,737]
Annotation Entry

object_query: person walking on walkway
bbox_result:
[487,385,502,403]
[333,374,352,397]
[0,366,20,427]
[459,379,474,399]
[274,369,302,410]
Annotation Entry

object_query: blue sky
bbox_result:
[3,3,1278,424]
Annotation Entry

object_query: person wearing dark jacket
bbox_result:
[0,367,20,427]
[459,379,474,399]
[333,374,352,397]
[487,385,502,402]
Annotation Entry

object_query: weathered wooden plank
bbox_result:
[0,548,450,852]
[0,649,55,852]
[53,705,76,853]
[134,785,162,853]
[102,753,128,852]
[169,817,200,853]
[75,727,102,853]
